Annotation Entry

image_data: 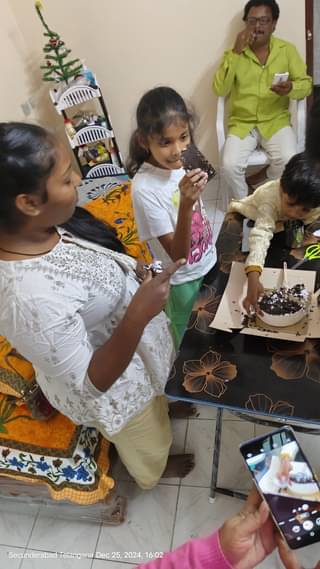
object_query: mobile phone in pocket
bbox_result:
[240,426,320,549]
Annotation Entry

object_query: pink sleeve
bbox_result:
[135,531,233,569]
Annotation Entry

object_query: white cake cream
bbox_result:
[258,284,310,327]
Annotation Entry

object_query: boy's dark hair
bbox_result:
[243,0,280,21]
[280,152,320,209]
[127,86,195,178]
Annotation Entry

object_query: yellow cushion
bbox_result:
[84,181,152,262]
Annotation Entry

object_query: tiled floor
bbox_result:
[0,183,319,568]
[1,411,319,568]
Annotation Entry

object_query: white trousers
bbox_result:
[222,126,297,200]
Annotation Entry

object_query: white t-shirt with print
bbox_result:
[132,162,217,285]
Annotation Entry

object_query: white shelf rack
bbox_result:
[68,125,114,148]
[86,164,125,178]
[50,84,101,114]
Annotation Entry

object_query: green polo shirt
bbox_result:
[213,36,312,140]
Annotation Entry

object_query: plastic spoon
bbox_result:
[282,261,289,289]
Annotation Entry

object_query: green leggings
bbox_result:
[165,276,204,349]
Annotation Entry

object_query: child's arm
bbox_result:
[243,204,277,313]
[243,270,264,314]
[159,169,207,261]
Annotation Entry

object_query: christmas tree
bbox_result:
[35,1,83,85]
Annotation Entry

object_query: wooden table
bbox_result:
[166,213,320,501]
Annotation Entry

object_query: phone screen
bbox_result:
[240,427,320,549]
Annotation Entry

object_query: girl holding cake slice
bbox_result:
[129,86,217,348]
[228,152,320,314]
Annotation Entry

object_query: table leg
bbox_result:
[209,408,223,502]
[209,408,247,503]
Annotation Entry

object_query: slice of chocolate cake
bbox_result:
[181,144,216,181]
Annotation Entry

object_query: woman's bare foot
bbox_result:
[169,401,199,419]
[162,454,195,478]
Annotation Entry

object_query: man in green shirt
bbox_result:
[213,0,312,199]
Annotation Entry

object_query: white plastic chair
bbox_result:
[86,163,125,178]
[216,96,306,166]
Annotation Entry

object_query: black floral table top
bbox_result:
[166,213,320,425]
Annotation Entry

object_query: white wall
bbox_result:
[6,0,307,166]
[0,0,36,121]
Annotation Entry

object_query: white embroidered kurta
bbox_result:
[0,229,174,436]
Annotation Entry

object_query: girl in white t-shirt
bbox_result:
[130,87,217,347]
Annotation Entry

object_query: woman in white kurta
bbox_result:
[0,122,194,489]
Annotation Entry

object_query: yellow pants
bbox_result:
[105,396,172,490]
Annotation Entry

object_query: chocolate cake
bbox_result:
[289,470,318,496]
[180,144,216,181]
[290,472,313,485]
[259,284,309,316]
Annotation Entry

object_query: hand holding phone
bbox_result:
[240,427,320,550]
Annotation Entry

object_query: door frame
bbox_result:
[305,0,313,107]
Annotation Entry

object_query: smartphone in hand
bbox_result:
[272,72,289,86]
[240,426,320,549]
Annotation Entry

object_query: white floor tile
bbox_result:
[28,514,100,557]
[0,501,37,548]
[168,419,188,454]
[182,419,215,487]
[218,419,254,492]
[97,482,178,563]
[172,487,242,548]
[294,540,320,567]
[189,404,217,420]
[0,545,24,568]
[182,418,254,490]
[20,550,92,569]
[223,409,246,421]
[294,429,320,477]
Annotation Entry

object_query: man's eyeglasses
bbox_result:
[246,16,272,26]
